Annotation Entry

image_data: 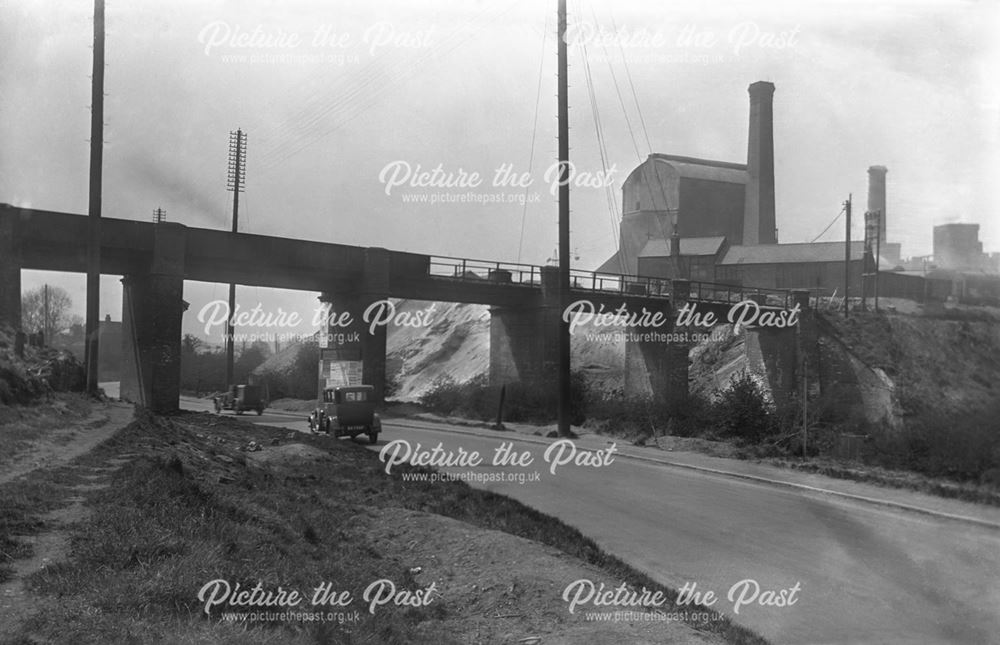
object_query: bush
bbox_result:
[713,370,776,443]
[581,390,716,445]
[418,372,588,425]
[866,401,1000,482]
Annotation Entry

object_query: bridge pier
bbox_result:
[317,248,391,405]
[0,214,21,330]
[120,223,187,413]
[488,267,559,403]
[792,289,816,388]
[624,279,689,408]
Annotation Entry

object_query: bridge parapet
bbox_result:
[425,253,795,309]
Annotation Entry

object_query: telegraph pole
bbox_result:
[44,284,49,345]
[873,209,881,313]
[556,0,572,437]
[225,129,247,389]
[862,208,880,312]
[844,194,851,317]
[152,207,166,224]
[84,0,105,395]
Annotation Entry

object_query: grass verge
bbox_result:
[1,410,768,645]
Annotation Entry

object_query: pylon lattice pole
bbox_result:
[225,129,247,389]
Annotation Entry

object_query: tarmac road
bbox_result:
[177,395,1000,645]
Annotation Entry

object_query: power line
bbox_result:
[517,12,549,264]
[609,12,652,155]
[588,2,641,163]
[575,4,623,272]
[810,206,846,243]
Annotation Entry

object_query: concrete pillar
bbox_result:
[0,213,22,330]
[317,292,388,404]
[316,247,392,405]
[361,248,390,405]
[120,224,187,413]
[623,279,688,409]
[753,327,797,406]
[488,266,557,403]
[792,289,817,373]
[666,280,691,408]
[489,305,555,386]
[120,274,186,411]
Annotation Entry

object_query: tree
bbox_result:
[234,340,272,384]
[21,285,73,342]
[181,334,204,355]
[714,370,775,442]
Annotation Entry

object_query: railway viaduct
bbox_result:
[0,205,810,413]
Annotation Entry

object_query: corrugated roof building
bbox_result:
[597,81,894,295]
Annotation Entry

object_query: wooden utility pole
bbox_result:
[84,0,105,394]
[873,209,881,313]
[225,129,247,389]
[556,0,571,437]
[844,194,851,317]
[43,284,49,345]
[802,356,808,457]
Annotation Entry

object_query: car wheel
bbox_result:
[256,407,263,416]
[368,432,379,445]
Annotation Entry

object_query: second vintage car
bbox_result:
[308,384,381,444]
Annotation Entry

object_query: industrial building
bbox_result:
[598,81,892,296]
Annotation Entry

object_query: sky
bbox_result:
[2,0,998,343]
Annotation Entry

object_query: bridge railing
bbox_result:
[426,257,793,307]
[685,281,793,308]
[427,256,541,286]
[567,269,672,298]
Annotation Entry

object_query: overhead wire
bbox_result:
[575,3,624,274]
[810,206,846,243]
[609,12,652,155]
[589,2,641,164]
[517,12,549,264]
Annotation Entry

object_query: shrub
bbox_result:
[713,370,776,443]
[418,372,588,425]
[866,401,1000,482]
[581,390,715,444]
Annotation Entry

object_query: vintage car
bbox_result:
[308,384,381,444]
[213,384,268,415]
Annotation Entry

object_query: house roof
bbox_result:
[639,236,727,258]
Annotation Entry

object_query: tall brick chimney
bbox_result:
[743,81,777,245]
[867,165,887,244]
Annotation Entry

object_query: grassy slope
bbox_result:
[820,308,1000,418]
[1,409,767,645]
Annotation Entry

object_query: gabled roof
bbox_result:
[639,236,727,257]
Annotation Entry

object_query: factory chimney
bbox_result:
[744,81,777,245]
[867,165,888,244]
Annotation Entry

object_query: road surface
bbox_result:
[178,396,1000,645]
